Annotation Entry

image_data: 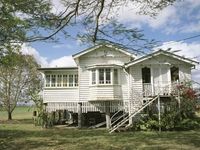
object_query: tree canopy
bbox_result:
[0,0,178,53]
[0,44,40,120]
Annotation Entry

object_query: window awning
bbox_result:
[86,64,123,69]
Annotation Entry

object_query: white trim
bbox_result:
[73,44,136,59]
[125,50,198,68]
[87,64,122,70]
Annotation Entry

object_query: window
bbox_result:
[57,75,62,87]
[46,75,50,87]
[106,69,111,84]
[51,75,56,87]
[91,68,118,85]
[63,75,68,87]
[92,69,96,84]
[114,69,118,84]
[142,67,151,83]
[99,69,104,84]
[45,74,78,87]
[74,75,78,86]
[171,66,179,82]
[69,75,73,87]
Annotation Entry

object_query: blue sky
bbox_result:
[21,0,200,81]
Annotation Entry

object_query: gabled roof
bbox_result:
[72,43,136,59]
[125,50,199,68]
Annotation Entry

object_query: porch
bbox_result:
[142,82,178,97]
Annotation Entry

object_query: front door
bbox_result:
[153,65,170,95]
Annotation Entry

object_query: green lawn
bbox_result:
[0,106,33,120]
[1,107,200,150]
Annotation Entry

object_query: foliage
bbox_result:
[134,82,199,131]
[0,0,54,45]
[0,44,39,120]
[28,76,54,128]
[0,0,178,54]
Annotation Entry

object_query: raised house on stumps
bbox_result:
[38,43,198,132]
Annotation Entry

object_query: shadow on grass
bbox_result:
[1,121,200,150]
[0,119,34,124]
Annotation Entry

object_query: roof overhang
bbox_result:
[86,64,123,70]
[125,50,199,68]
[72,43,136,59]
[38,67,78,72]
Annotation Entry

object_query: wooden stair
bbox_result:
[109,95,159,133]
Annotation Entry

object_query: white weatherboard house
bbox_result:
[39,43,198,132]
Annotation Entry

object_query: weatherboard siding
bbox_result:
[130,65,143,112]
[78,46,132,102]
[179,64,191,81]
[43,88,79,103]
[120,69,129,101]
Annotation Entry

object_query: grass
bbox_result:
[1,107,200,150]
[0,106,33,120]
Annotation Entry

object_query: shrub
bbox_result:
[134,81,199,131]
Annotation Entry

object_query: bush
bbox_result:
[134,82,199,131]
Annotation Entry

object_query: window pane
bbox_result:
[170,66,179,82]
[142,67,151,83]
[92,69,96,84]
[106,68,111,84]
[69,75,73,87]
[57,75,62,87]
[74,75,78,86]
[63,75,68,87]
[114,69,118,84]
[99,69,104,84]
[46,75,50,87]
[51,75,56,87]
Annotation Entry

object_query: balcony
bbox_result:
[143,82,175,97]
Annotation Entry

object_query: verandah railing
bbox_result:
[143,82,180,96]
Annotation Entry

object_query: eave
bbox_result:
[72,43,136,59]
[125,50,199,68]
[38,67,78,72]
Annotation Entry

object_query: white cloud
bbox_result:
[48,0,200,34]
[148,6,179,29]
[155,41,200,82]
[52,44,73,49]
[111,0,200,34]
[181,21,200,33]
[21,44,48,67]
[51,0,66,14]
[49,55,77,67]
[20,44,77,68]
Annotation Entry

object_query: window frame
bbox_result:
[45,73,78,88]
[45,75,51,87]
[90,68,119,85]
[91,69,96,85]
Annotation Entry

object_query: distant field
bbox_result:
[0,107,200,150]
[0,106,33,120]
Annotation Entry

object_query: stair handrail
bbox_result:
[110,88,153,129]
[110,111,128,127]
[110,104,124,121]
[109,95,159,133]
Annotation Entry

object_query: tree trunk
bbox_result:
[8,111,12,120]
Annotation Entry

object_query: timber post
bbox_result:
[78,102,82,128]
[105,101,111,129]
[158,95,161,133]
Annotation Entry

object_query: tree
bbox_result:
[0,44,39,120]
[0,0,54,45]
[0,0,178,54]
